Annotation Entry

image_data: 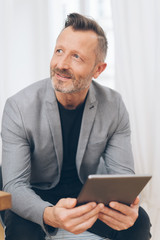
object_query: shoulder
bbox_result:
[5,78,52,107]
[91,81,129,125]
[91,80,122,107]
[10,78,50,100]
[3,78,55,121]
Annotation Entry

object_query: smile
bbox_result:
[55,73,72,81]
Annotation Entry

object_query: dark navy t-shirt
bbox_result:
[53,100,85,202]
[34,100,85,204]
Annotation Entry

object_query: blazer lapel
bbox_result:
[45,79,63,172]
[44,80,98,178]
[76,84,98,174]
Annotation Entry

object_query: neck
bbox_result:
[55,88,89,110]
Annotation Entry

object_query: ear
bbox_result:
[93,62,107,79]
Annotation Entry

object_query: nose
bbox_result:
[57,55,70,69]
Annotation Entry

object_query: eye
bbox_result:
[73,53,83,62]
[73,54,80,59]
[56,49,63,54]
[74,54,79,59]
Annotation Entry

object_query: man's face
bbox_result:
[50,27,100,93]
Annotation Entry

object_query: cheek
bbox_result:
[50,62,54,70]
[50,56,57,68]
[74,65,93,78]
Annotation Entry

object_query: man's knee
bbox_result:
[115,207,151,240]
[4,210,45,240]
[136,207,151,231]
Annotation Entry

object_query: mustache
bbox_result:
[50,68,75,79]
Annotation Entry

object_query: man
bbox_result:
[1,13,151,240]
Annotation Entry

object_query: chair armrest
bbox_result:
[0,191,11,211]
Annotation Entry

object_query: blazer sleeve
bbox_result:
[103,96,135,174]
[1,98,53,234]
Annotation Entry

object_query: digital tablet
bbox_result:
[77,174,152,206]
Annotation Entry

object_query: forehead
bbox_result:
[56,27,98,54]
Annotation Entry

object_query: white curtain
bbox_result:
[111,0,160,239]
[0,0,53,110]
[0,0,53,160]
[0,0,80,161]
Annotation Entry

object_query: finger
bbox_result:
[68,214,99,234]
[70,203,104,225]
[59,204,103,234]
[131,196,140,207]
[56,198,77,208]
[68,202,98,218]
[60,203,104,233]
[99,213,127,231]
[99,203,138,230]
[109,201,136,215]
[100,205,127,223]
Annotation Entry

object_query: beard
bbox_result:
[50,67,92,94]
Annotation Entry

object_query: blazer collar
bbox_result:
[76,83,98,178]
[45,79,63,174]
[44,79,98,177]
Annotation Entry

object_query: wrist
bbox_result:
[43,206,54,226]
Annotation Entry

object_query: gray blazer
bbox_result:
[1,78,134,230]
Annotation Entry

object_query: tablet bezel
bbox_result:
[77,174,152,206]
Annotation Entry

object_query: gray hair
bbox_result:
[64,13,108,62]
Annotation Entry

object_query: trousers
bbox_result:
[4,187,151,240]
[4,206,151,240]
[46,228,109,239]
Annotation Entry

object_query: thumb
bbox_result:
[131,196,140,207]
[57,198,77,209]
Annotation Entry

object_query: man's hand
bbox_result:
[98,197,139,231]
[43,198,104,234]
